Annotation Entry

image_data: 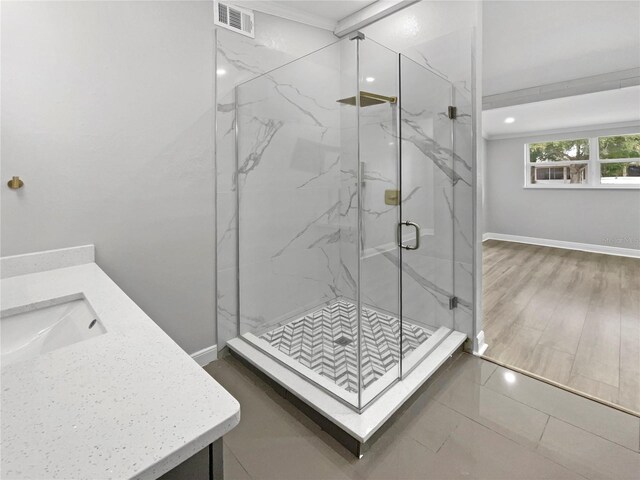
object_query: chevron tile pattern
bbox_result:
[261,300,430,392]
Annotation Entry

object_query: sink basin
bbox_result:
[1,298,106,367]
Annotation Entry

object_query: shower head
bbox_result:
[337,91,397,107]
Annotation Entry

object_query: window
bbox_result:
[598,134,640,185]
[525,133,640,188]
[527,138,589,185]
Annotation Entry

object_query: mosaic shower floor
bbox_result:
[260,300,431,392]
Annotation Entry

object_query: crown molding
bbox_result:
[483,68,640,110]
[234,1,337,31]
[231,1,420,38]
[483,120,640,141]
[334,0,418,37]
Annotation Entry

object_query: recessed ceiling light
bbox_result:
[216,68,227,76]
[504,117,515,124]
[365,77,375,83]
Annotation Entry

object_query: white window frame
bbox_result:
[597,133,640,187]
[524,133,640,189]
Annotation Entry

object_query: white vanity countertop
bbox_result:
[1,259,240,479]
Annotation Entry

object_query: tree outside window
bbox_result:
[528,139,589,184]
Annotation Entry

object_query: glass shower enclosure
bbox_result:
[233,34,463,412]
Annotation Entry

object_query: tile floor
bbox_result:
[261,300,430,392]
[200,352,639,480]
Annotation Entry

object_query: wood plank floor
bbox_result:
[483,240,640,414]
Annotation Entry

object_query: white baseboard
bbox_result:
[191,345,218,367]
[483,232,640,259]
[474,330,488,356]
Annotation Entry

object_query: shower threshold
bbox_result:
[227,321,466,457]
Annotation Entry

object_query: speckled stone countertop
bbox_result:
[1,258,240,479]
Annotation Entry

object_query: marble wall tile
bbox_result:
[234,42,349,333]
[216,19,336,349]
[238,247,342,335]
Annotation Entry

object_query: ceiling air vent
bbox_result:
[215,1,255,38]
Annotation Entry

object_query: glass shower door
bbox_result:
[356,37,401,408]
[398,54,455,376]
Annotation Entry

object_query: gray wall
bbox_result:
[484,126,640,250]
[1,1,216,354]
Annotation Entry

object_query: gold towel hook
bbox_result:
[7,176,24,189]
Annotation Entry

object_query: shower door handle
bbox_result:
[398,221,421,250]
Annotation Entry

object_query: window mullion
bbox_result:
[590,136,599,186]
[524,143,530,187]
